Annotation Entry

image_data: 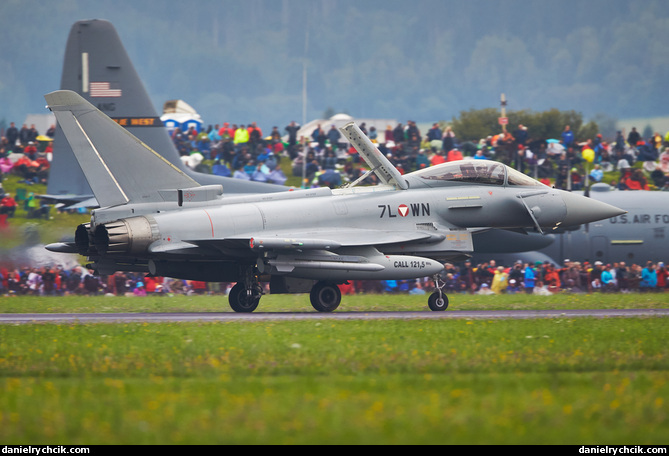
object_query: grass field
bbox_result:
[1,291,668,313]
[1,293,668,444]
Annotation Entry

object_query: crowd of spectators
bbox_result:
[1,259,667,297]
[424,258,668,296]
[0,266,218,297]
[164,118,669,192]
[0,122,55,222]
[0,122,53,185]
[2,116,669,202]
[168,121,289,186]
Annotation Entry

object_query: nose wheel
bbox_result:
[428,291,449,311]
[428,274,449,311]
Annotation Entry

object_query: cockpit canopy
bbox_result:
[411,160,546,187]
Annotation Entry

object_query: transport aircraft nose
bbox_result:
[560,191,626,226]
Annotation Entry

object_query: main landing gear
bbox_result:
[227,269,342,313]
[228,282,262,313]
[309,281,341,312]
[228,267,263,313]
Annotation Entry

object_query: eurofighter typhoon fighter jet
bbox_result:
[45,90,625,312]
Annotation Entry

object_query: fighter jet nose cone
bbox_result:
[560,191,626,226]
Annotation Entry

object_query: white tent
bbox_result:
[161,99,203,133]
[294,113,397,144]
[21,113,56,137]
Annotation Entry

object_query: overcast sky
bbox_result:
[2,0,668,132]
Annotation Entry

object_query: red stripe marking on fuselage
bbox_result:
[203,209,214,237]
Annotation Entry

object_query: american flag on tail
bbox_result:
[89,82,122,97]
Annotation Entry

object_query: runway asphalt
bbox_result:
[1,308,668,324]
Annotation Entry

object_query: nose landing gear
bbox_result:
[428,274,449,311]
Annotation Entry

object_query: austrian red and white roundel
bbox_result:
[398,204,409,217]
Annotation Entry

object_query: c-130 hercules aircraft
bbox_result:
[45,90,625,312]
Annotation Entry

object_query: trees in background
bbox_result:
[450,108,601,143]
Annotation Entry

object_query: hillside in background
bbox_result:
[1,0,668,134]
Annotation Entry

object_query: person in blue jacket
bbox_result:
[561,125,575,148]
[523,263,536,294]
[600,264,616,292]
[640,262,657,292]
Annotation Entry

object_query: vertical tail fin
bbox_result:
[46,19,287,203]
[47,19,169,199]
[46,90,198,207]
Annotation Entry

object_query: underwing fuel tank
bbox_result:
[259,250,444,280]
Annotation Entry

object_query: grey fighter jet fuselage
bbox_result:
[472,184,669,266]
[45,90,625,312]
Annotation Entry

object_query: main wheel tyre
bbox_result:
[229,282,260,313]
[428,291,449,311]
[310,281,341,312]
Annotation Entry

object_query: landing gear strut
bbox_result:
[228,267,262,312]
[310,281,341,312]
[428,274,449,311]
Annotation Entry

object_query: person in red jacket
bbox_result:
[623,169,650,190]
[657,263,668,291]
[447,148,463,162]
[143,275,157,294]
[0,193,17,217]
[543,263,561,293]
[190,280,207,294]
[430,150,446,166]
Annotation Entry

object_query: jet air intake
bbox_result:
[93,216,158,254]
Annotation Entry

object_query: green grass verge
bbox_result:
[1,291,668,314]
[0,294,668,444]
